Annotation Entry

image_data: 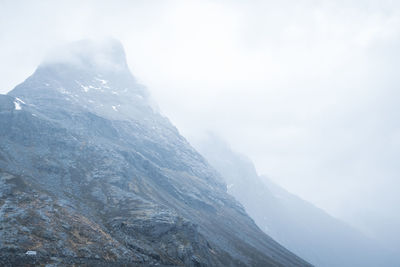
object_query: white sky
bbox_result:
[1,0,400,242]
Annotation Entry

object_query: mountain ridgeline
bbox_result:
[0,39,310,266]
[194,134,399,267]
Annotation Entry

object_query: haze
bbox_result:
[1,0,399,249]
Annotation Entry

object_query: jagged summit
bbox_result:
[9,39,151,120]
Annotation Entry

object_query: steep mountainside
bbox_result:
[0,39,309,266]
[195,135,398,267]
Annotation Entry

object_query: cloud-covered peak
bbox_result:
[8,39,152,121]
[41,38,129,72]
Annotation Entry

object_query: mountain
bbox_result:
[0,39,310,266]
[194,134,399,267]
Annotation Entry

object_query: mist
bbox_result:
[1,0,400,253]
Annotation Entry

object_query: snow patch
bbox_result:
[14,101,21,110]
[76,80,89,92]
[15,97,26,104]
[59,87,72,95]
[88,85,103,91]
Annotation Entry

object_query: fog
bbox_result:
[1,0,399,249]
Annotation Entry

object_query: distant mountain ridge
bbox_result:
[194,134,399,267]
[0,39,309,266]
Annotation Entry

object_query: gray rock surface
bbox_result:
[0,39,310,266]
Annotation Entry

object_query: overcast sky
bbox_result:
[1,0,399,242]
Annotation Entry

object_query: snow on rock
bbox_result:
[13,97,25,110]
[15,97,25,104]
[76,81,89,92]
[13,101,21,110]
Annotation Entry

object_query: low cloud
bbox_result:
[1,0,399,248]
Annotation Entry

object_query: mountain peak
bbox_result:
[41,38,129,72]
[1,38,312,267]
[8,39,151,120]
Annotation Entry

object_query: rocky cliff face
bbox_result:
[0,39,309,266]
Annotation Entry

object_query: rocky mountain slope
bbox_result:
[195,134,399,267]
[0,39,310,266]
